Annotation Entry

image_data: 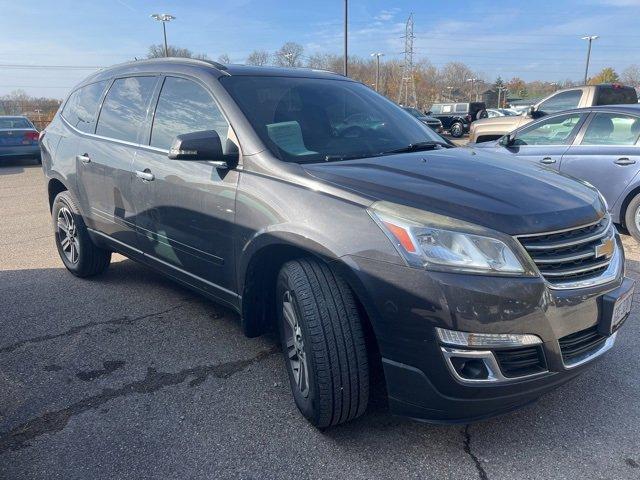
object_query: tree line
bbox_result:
[147,42,640,109]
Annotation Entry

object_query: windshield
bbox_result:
[220,75,443,163]
[403,107,424,118]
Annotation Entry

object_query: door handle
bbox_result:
[614,157,636,166]
[135,170,155,181]
[540,157,556,164]
[76,153,91,164]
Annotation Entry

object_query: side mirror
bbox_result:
[426,111,433,115]
[499,134,514,147]
[527,106,536,117]
[168,130,238,168]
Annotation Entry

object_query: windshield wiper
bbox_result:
[323,153,379,162]
[380,141,448,155]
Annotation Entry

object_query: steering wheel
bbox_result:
[338,126,366,138]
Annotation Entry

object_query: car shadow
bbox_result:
[0,157,41,175]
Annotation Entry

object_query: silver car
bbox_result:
[473,105,640,240]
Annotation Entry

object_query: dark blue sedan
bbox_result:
[473,105,640,241]
[0,116,40,163]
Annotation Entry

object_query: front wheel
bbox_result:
[52,191,111,277]
[450,122,464,138]
[276,258,369,428]
[624,193,640,242]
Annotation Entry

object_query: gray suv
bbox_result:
[41,59,634,427]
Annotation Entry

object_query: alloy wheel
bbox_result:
[57,206,79,264]
[282,290,310,397]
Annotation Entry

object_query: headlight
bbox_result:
[369,201,529,275]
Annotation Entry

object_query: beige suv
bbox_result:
[469,83,637,143]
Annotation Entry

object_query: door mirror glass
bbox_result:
[499,134,513,146]
[168,130,237,167]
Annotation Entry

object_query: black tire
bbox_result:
[476,109,488,120]
[52,190,111,277]
[276,258,369,428]
[624,194,640,242]
[450,121,464,138]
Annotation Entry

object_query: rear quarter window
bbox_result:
[61,81,108,133]
[595,86,638,106]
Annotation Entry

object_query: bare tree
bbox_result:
[147,44,209,60]
[622,65,640,88]
[218,54,231,64]
[246,50,271,66]
[275,42,304,67]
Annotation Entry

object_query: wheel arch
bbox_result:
[47,176,69,211]
[238,232,380,351]
[617,182,640,228]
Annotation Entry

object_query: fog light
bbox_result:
[435,327,542,348]
[450,357,489,380]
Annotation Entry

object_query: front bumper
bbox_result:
[337,246,631,423]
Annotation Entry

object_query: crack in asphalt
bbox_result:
[0,345,278,454]
[463,425,489,480]
[0,305,185,355]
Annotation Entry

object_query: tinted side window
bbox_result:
[430,105,442,114]
[537,90,583,114]
[96,76,157,143]
[595,86,638,106]
[454,104,467,113]
[61,81,108,133]
[151,77,229,150]
[581,113,640,145]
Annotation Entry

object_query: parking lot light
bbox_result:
[581,35,599,85]
[150,13,176,57]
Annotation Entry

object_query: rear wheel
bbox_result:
[52,190,111,277]
[450,122,464,138]
[624,193,640,242]
[276,258,369,428]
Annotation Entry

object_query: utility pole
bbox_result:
[582,35,598,85]
[371,52,384,92]
[151,13,176,57]
[343,0,348,76]
[397,13,417,107]
[466,78,478,101]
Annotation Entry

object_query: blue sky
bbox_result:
[2,0,640,97]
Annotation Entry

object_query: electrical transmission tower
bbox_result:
[397,13,417,107]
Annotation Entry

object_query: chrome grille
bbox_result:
[517,216,615,285]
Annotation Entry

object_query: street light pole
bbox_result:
[370,53,384,92]
[150,13,176,57]
[343,0,348,76]
[581,35,599,85]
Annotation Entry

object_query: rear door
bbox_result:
[502,112,587,170]
[59,80,109,224]
[561,111,640,209]
[87,75,159,245]
[131,75,239,297]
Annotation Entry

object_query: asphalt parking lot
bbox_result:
[2,160,640,480]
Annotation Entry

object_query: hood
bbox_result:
[472,115,524,130]
[303,148,604,235]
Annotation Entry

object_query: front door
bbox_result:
[561,111,640,210]
[503,112,587,171]
[131,76,239,297]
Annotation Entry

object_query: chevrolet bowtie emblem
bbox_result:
[595,237,615,259]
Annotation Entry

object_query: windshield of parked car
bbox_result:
[220,75,444,163]
[0,117,32,129]
[403,107,424,118]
